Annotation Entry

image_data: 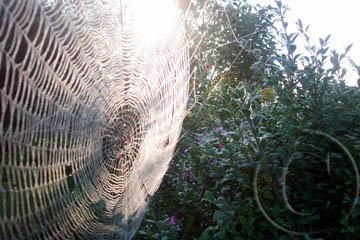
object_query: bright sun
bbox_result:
[130,0,180,45]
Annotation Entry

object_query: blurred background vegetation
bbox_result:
[135,0,360,239]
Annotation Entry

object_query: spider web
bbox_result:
[0,0,189,239]
[0,0,280,238]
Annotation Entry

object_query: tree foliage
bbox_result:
[187,0,277,87]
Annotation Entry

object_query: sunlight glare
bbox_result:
[131,0,180,45]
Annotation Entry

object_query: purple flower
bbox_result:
[218,143,225,151]
[168,215,177,226]
[209,159,219,165]
[196,138,205,145]
[180,170,197,183]
[180,172,187,181]
[214,124,226,135]
[180,148,190,156]
[188,172,197,182]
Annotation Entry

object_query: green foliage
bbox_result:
[187,0,277,89]
[135,1,360,239]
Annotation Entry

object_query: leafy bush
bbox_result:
[135,1,360,239]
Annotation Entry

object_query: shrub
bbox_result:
[135,1,360,239]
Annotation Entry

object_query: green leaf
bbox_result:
[345,43,353,53]
[202,190,215,203]
[218,108,232,116]
[254,48,261,57]
[288,44,296,54]
[242,109,251,118]
[325,34,331,42]
[252,115,262,127]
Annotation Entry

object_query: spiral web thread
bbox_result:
[0,0,189,239]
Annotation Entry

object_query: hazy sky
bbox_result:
[253,0,359,86]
